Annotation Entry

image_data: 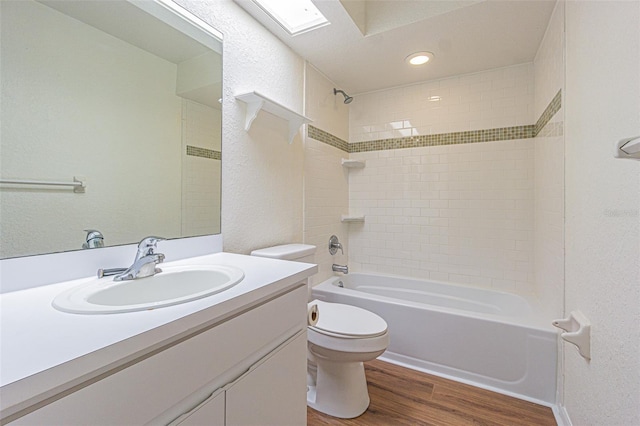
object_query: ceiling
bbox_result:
[235,0,556,95]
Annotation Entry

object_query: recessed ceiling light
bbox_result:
[252,0,329,36]
[406,51,434,66]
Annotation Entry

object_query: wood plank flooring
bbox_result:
[307,360,556,426]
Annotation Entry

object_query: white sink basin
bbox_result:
[53,265,244,314]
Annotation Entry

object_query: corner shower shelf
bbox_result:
[341,159,365,169]
[235,91,312,143]
[341,215,365,223]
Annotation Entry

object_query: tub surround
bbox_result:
[302,68,564,299]
[0,253,317,422]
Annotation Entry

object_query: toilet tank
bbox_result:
[250,244,316,263]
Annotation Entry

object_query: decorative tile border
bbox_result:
[308,125,350,152]
[186,145,221,160]
[308,89,562,153]
[350,125,534,153]
[534,90,562,136]
[537,121,564,138]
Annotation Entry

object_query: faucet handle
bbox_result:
[83,229,104,249]
[137,236,165,256]
[329,235,343,255]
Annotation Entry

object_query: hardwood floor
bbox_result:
[307,360,556,426]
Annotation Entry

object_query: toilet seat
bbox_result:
[309,300,387,338]
[306,300,390,418]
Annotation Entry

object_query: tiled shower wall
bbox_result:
[533,1,565,318]
[348,140,535,293]
[350,63,534,143]
[306,60,563,299]
[347,64,538,295]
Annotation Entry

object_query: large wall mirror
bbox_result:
[0,0,223,259]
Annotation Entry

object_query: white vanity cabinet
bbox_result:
[173,389,226,425]
[225,332,307,425]
[12,285,308,426]
[175,332,307,426]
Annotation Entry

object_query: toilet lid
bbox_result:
[309,300,388,338]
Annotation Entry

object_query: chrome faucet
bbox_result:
[97,267,128,278]
[332,264,348,274]
[113,236,165,281]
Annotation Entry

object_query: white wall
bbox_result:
[563,1,640,424]
[0,1,183,258]
[176,0,305,254]
[303,65,350,286]
[533,1,565,320]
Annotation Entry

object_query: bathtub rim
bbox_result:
[315,272,556,332]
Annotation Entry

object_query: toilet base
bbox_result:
[307,359,370,419]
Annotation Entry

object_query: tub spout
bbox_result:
[332,264,348,274]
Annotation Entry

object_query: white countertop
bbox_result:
[0,252,317,418]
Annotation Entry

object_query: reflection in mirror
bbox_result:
[0,0,222,259]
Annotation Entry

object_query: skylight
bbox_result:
[252,0,329,36]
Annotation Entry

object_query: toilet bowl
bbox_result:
[250,243,390,419]
[307,299,389,418]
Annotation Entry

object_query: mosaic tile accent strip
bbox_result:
[349,125,534,153]
[537,121,564,138]
[308,125,350,152]
[308,89,562,153]
[534,89,562,136]
[186,145,221,160]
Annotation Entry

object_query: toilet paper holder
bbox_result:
[552,310,591,360]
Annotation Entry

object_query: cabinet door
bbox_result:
[173,389,225,426]
[225,332,307,426]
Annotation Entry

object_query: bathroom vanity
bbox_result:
[0,253,317,425]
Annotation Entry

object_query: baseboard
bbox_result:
[552,405,572,426]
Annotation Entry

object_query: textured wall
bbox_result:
[564,1,640,424]
[177,0,306,254]
[303,65,350,286]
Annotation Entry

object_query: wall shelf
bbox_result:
[341,215,365,223]
[235,91,311,143]
[341,159,365,169]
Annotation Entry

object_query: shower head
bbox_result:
[334,88,353,104]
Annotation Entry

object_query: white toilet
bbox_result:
[250,244,389,419]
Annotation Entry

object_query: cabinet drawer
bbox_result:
[14,285,307,425]
[173,390,225,426]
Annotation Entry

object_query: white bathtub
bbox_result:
[311,273,557,404]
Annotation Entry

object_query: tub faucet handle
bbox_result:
[329,235,343,255]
